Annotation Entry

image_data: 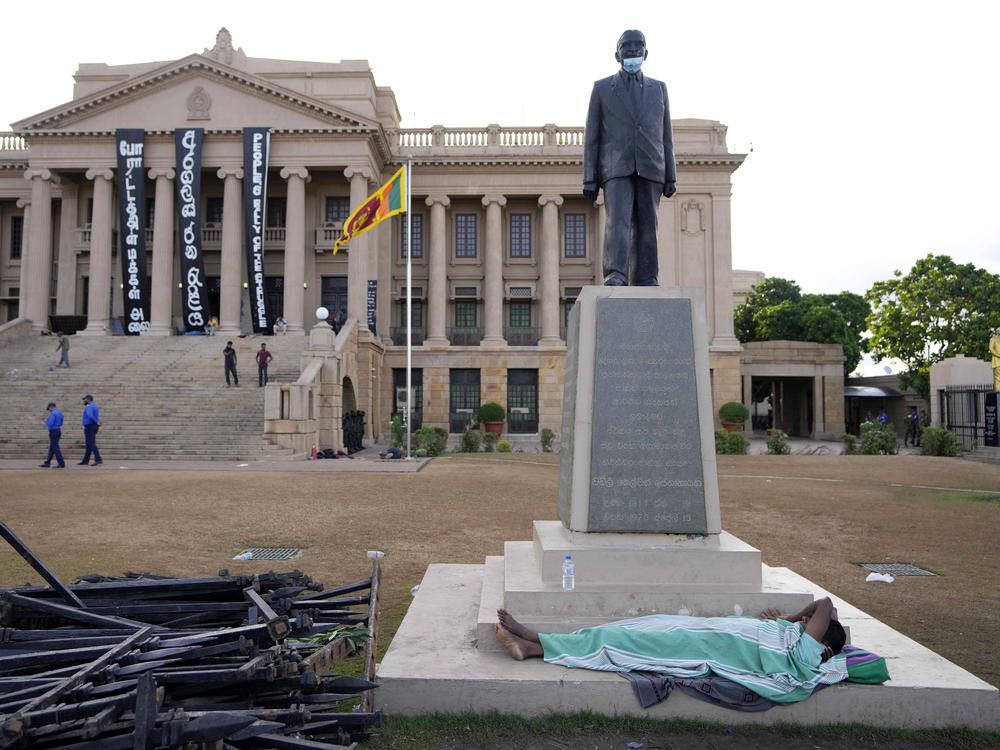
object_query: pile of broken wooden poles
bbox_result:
[0,522,381,749]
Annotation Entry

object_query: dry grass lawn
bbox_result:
[0,454,997,691]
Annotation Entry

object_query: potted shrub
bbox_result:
[478,402,505,436]
[718,401,749,433]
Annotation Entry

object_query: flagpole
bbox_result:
[405,156,413,460]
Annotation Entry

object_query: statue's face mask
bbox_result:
[616,32,647,69]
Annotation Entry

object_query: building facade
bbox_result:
[0,30,747,439]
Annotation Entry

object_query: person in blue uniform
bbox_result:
[39,402,65,468]
[79,394,103,466]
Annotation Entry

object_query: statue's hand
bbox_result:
[583,183,598,202]
[663,182,677,198]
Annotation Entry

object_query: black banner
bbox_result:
[242,127,271,334]
[175,128,209,332]
[115,129,150,334]
[986,392,998,448]
[367,279,377,332]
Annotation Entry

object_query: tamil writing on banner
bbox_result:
[175,128,209,332]
[242,127,271,333]
[115,129,150,334]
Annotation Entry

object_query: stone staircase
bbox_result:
[0,331,309,461]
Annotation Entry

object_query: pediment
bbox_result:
[13,54,379,133]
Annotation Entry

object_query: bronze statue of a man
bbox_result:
[584,30,676,286]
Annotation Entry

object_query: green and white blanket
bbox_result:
[539,614,848,704]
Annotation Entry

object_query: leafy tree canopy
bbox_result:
[865,254,1000,398]
[735,277,870,375]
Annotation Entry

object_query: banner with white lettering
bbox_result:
[115,129,150,334]
[367,279,377,332]
[175,128,208,332]
[242,127,271,334]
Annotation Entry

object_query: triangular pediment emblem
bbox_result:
[13,54,379,133]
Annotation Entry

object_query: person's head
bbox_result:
[81,395,92,405]
[227,341,233,347]
[260,343,266,349]
[821,619,847,659]
[615,30,647,72]
[47,402,56,411]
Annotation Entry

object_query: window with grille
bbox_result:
[267,197,286,228]
[146,198,155,228]
[10,216,23,260]
[205,197,224,225]
[393,368,424,430]
[455,300,477,328]
[510,213,532,258]
[456,214,477,257]
[401,213,423,258]
[325,196,350,224]
[400,300,424,328]
[507,369,539,433]
[509,300,531,328]
[449,368,481,432]
[564,213,586,257]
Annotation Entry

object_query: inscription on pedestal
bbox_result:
[588,298,706,532]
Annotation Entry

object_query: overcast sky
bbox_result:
[3,0,998,310]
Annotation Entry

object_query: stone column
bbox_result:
[424,194,450,346]
[79,170,114,335]
[813,375,825,438]
[24,169,59,330]
[15,199,30,321]
[146,168,176,336]
[538,194,564,346]
[344,167,373,327]
[218,167,244,335]
[281,166,310,333]
[55,184,78,315]
[481,194,506,346]
[710,193,740,349]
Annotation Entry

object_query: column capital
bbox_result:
[16,197,30,209]
[344,166,374,182]
[280,166,311,182]
[481,194,507,208]
[217,167,244,180]
[85,168,114,182]
[148,167,176,180]
[425,194,451,208]
[538,194,564,208]
[24,169,60,184]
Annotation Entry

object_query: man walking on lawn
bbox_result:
[78,394,102,466]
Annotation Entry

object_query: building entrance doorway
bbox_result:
[322,276,347,319]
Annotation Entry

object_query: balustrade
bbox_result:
[394,125,584,150]
[0,133,27,151]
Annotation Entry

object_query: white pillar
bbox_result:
[424,194,450,346]
[344,167,373,328]
[281,166,310,333]
[24,169,59,331]
[55,184,78,316]
[538,194,564,346]
[80,169,114,336]
[481,194,506,346]
[218,167,244,335]
[16,198,30,320]
[146,168,176,336]
[711,193,740,350]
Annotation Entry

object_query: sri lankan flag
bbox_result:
[333,166,406,254]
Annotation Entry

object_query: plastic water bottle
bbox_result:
[232,552,253,561]
[561,555,575,591]
[366,550,386,559]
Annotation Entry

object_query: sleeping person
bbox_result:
[495,597,848,704]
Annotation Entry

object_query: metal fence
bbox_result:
[939,384,994,451]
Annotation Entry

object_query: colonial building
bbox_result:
[0,29,748,441]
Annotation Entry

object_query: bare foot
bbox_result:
[494,623,540,660]
[496,608,537,641]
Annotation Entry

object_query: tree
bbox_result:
[866,254,1000,398]
[735,277,870,374]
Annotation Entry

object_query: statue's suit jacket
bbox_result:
[583,72,676,188]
